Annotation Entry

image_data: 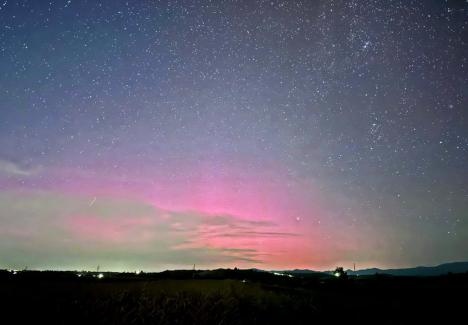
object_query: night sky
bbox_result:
[0,0,467,272]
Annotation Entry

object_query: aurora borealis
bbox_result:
[0,0,467,271]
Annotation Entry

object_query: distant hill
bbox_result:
[272,269,328,277]
[345,261,468,276]
[272,269,322,275]
[271,261,468,277]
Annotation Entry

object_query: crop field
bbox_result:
[1,271,467,324]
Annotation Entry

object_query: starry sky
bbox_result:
[0,0,467,272]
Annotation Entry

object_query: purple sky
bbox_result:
[0,0,467,271]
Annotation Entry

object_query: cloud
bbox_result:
[166,211,277,234]
[0,190,297,270]
[0,159,42,177]
[208,231,299,238]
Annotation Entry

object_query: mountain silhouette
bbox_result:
[274,261,468,277]
[345,261,468,276]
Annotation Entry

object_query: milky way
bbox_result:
[0,0,467,271]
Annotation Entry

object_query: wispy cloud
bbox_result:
[207,231,300,238]
[0,159,42,177]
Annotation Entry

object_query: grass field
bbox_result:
[1,270,466,324]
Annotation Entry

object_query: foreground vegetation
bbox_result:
[1,269,466,324]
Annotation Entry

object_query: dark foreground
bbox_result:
[1,270,466,324]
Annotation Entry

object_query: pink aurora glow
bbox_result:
[1,157,364,270]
